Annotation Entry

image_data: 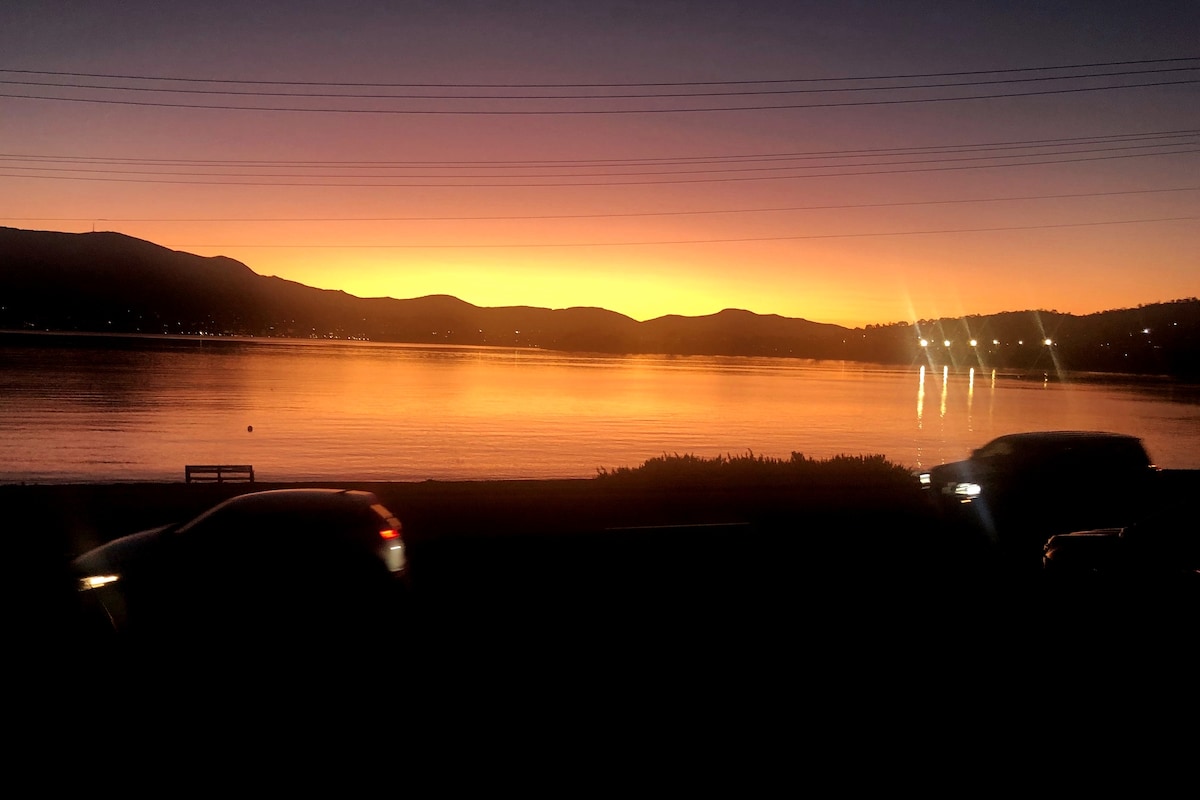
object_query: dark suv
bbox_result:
[919,431,1159,563]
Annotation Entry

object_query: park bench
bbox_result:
[185,464,255,484]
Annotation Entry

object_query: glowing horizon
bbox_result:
[2,3,1197,329]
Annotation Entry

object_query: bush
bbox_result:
[595,451,914,486]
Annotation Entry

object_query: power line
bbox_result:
[3,57,1196,87]
[7,187,1196,223]
[2,78,1197,115]
[4,66,1198,100]
[4,140,1195,179]
[3,129,1197,170]
[158,216,1200,249]
[3,146,1197,186]
[7,129,1200,165]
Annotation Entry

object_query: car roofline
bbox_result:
[176,488,379,531]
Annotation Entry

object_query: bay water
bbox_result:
[2,333,1197,483]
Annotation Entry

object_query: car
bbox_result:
[1041,506,1200,628]
[1043,505,1198,584]
[919,431,1159,570]
[73,488,408,640]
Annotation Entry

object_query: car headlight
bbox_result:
[79,574,120,591]
[917,472,931,486]
[384,543,407,573]
[952,482,982,499]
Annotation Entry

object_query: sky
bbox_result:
[2,1,1198,328]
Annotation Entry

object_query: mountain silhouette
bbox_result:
[1,226,1196,375]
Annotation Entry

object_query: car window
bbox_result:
[973,440,1015,460]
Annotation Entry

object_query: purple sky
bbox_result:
[2,1,1197,326]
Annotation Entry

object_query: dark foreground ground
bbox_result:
[8,475,1197,753]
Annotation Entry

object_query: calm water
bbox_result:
[2,333,1198,483]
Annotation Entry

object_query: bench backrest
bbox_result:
[185,465,255,483]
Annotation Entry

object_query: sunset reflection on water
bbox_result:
[0,336,1197,483]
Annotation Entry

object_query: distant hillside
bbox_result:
[1,227,1197,376]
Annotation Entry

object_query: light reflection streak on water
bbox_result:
[916,366,925,428]
[940,366,949,419]
[967,368,975,432]
[990,369,996,428]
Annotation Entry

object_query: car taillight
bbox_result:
[379,528,400,540]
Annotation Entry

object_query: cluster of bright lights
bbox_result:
[917,338,1052,346]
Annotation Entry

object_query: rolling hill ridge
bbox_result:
[1,226,1197,376]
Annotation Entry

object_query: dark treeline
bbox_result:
[2,226,1197,377]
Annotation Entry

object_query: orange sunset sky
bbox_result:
[2,2,1197,328]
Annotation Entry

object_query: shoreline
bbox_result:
[4,326,1197,381]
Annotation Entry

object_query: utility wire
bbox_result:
[3,147,1197,186]
[3,56,1196,87]
[3,140,1195,179]
[160,216,1200,249]
[7,187,1197,223]
[4,66,1198,100]
[3,130,1197,170]
[2,78,1197,114]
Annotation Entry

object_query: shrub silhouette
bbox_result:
[596,451,913,487]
